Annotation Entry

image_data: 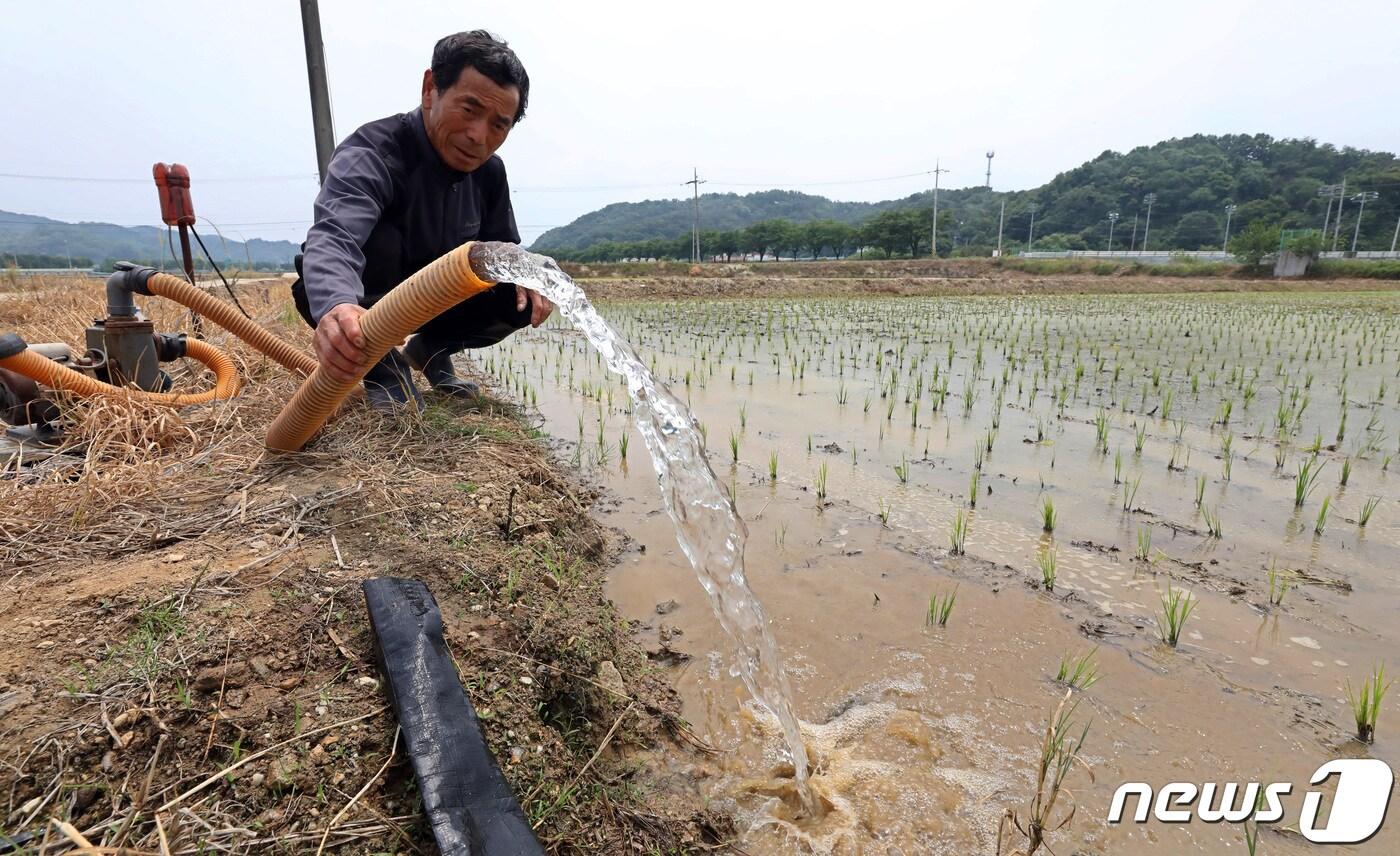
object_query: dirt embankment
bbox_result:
[0,279,729,854]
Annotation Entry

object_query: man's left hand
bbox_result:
[515,285,554,328]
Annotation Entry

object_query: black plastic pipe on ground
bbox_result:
[363,577,544,856]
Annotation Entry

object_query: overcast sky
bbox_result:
[2,0,1395,247]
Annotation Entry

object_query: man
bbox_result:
[292,30,553,411]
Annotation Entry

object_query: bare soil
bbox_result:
[0,278,730,854]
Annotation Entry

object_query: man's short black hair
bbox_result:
[431,30,529,124]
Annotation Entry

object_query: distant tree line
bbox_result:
[552,208,964,263]
[2,252,95,269]
[539,135,1400,260]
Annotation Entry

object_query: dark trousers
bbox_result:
[290,278,530,357]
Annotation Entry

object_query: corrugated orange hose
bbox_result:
[0,337,239,406]
[146,273,319,377]
[265,241,497,452]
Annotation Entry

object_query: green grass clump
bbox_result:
[1267,559,1289,606]
[1314,494,1332,535]
[1054,647,1101,691]
[1038,546,1058,591]
[927,585,958,627]
[1360,496,1381,526]
[1344,663,1393,743]
[950,510,968,555]
[1157,583,1197,647]
[1295,456,1325,508]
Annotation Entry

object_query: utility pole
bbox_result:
[985,151,996,189]
[1391,212,1400,253]
[299,0,336,184]
[1331,178,1347,252]
[996,199,1006,257]
[1318,184,1342,239]
[683,167,706,263]
[1222,204,1237,252]
[931,160,949,258]
[1142,193,1158,253]
[1106,211,1119,251]
[1026,202,1039,253]
[1350,191,1379,254]
[1130,212,1139,251]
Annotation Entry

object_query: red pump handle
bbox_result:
[152,163,195,227]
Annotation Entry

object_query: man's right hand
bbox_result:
[314,303,368,381]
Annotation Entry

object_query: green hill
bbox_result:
[530,134,1400,258]
[0,210,300,269]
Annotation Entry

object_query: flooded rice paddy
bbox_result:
[488,291,1400,854]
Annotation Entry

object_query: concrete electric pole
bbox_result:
[1026,202,1039,253]
[1332,178,1348,252]
[1142,193,1158,252]
[1318,184,1342,240]
[996,199,1006,257]
[1222,204,1237,252]
[684,168,706,263]
[1351,191,1379,254]
[931,160,949,258]
[299,0,336,184]
[1106,211,1120,251]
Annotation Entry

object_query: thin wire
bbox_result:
[190,226,252,319]
[0,171,316,184]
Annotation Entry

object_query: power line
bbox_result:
[0,171,317,184]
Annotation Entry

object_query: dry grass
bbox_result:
[0,277,733,854]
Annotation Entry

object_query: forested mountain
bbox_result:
[0,210,300,269]
[531,135,1400,259]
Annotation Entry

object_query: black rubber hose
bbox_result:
[362,577,544,856]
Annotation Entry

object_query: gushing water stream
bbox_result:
[475,243,816,811]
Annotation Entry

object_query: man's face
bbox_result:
[421,65,519,172]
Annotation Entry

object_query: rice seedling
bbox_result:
[1113,449,1122,484]
[878,497,891,527]
[893,455,910,484]
[1054,647,1101,692]
[1194,473,1207,508]
[1135,526,1153,563]
[815,461,829,502]
[1121,475,1140,512]
[950,510,968,555]
[1038,547,1058,591]
[1340,455,1352,486]
[969,469,981,508]
[1294,456,1325,508]
[997,689,1092,856]
[1344,663,1392,743]
[1041,497,1057,532]
[618,430,629,461]
[1157,583,1197,647]
[768,450,778,481]
[1266,558,1289,606]
[927,585,958,627]
[1201,503,1223,538]
[1360,495,1380,526]
[1134,423,1146,454]
[728,430,740,463]
[1314,494,1331,535]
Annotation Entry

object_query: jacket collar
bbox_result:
[409,107,468,181]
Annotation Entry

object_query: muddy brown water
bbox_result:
[492,292,1400,854]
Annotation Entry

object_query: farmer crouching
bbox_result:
[290,30,554,411]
